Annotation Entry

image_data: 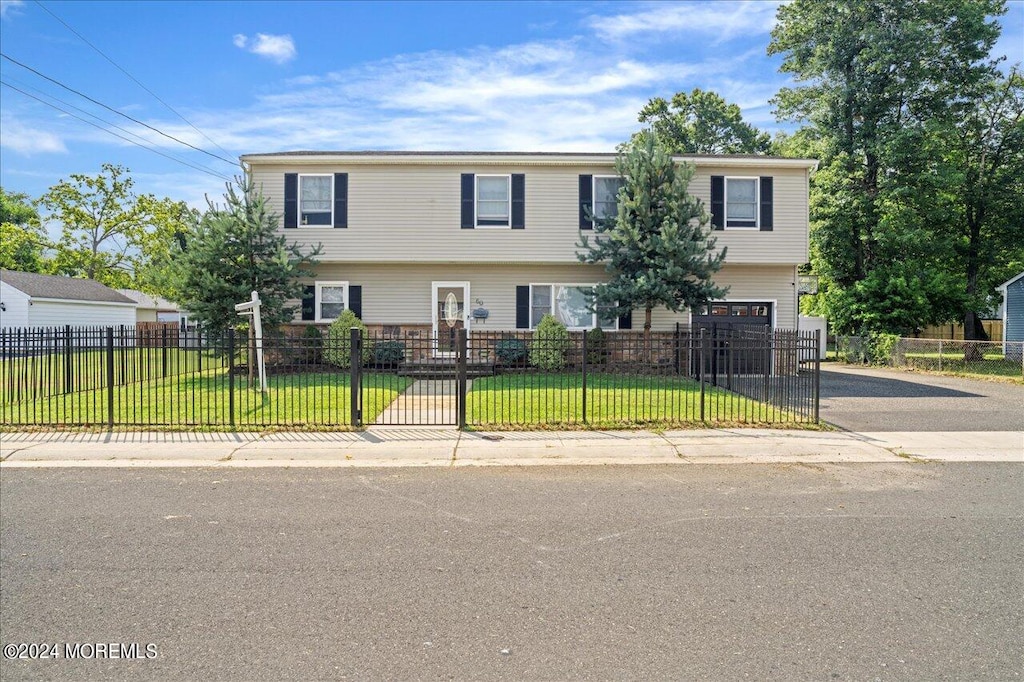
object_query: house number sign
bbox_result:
[443,293,461,327]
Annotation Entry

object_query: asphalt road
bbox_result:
[819,363,1024,432]
[2,464,1022,681]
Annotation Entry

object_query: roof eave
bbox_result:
[240,152,819,170]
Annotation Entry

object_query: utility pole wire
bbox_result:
[33,0,236,161]
[1,80,232,181]
[1,52,238,166]
[2,75,230,180]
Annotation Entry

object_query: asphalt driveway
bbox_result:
[819,363,1024,432]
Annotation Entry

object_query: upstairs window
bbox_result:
[300,175,333,226]
[725,177,758,228]
[476,175,510,227]
[593,176,624,223]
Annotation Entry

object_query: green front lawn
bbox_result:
[1,346,222,400]
[467,372,806,427]
[1,369,412,429]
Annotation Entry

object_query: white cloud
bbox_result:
[98,35,779,159]
[588,1,781,43]
[233,32,297,64]
[0,118,67,154]
[0,0,25,20]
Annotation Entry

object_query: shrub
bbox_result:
[585,327,608,365]
[373,340,406,366]
[494,336,527,366]
[301,325,323,364]
[324,310,372,368]
[529,314,569,371]
[866,332,901,365]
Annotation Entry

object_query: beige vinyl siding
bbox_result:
[298,262,797,331]
[251,161,808,266]
[648,264,799,329]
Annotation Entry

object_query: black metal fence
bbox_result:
[1,324,820,429]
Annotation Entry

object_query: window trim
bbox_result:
[475,174,511,228]
[592,175,624,224]
[314,280,348,323]
[529,283,618,331]
[299,174,334,226]
[724,176,759,230]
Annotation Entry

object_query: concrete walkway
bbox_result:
[373,379,462,425]
[1,428,1020,468]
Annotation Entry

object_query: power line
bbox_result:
[33,0,235,161]
[0,52,238,166]
[2,74,230,180]
[0,80,232,181]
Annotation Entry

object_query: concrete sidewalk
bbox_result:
[1,428,1020,468]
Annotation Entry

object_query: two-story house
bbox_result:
[240,151,816,348]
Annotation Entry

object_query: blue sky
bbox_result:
[1,0,1022,209]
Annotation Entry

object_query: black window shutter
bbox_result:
[511,174,525,229]
[334,173,348,228]
[516,286,530,329]
[759,177,773,231]
[284,173,298,228]
[618,310,632,330]
[710,176,724,230]
[301,285,314,320]
[348,285,362,319]
[579,175,593,230]
[461,174,475,229]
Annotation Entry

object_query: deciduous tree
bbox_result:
[0,188,48,272]
[636,88,772,154]
[769,0,1013,336]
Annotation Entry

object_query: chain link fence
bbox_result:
[834,335,1024,380]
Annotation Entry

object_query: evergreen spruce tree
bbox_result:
[577,135,727,355]
[174,171,320,341]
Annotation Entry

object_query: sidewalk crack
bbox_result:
[655,431,685,459]
[451,429,462,465]
[0,442,44,461]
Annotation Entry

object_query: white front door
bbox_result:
[432,282,470,357]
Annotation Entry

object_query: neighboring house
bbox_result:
[996,271,1024,360]
[117,289,185,325]
[0,269,136,329]
[240,151,816,347]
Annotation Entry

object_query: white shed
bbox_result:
[0,269,137,329]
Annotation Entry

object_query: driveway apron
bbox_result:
[819,363,1024,432]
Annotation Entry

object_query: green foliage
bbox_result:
[635,88,772,154]
[37,164,193,291]
[172,170,320,341]
[585,327,608,365]
[769,0,1021,336]
[0,188,48,272]
[577,134,728,334]
[299,325,323,365]
[324,309,371,368]
[372,340,406,366]
[866,332,902,366]
[494,336,528,366]
[529,314,569,371]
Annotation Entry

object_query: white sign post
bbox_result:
[234,290,267,392]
